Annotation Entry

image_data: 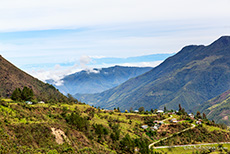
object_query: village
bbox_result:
[139,109,203,131]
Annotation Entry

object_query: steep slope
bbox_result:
[75,36,230,111]
[47,66,152,95]
[0,55,67,102]
[195,90,230,125]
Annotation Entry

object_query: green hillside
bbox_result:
[0,99,229,153]
[0,55,68,103]
[195,90,230,126]
[75,36,230,112]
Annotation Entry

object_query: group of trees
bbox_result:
[11,87,34,101]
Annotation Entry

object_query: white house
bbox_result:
[141,125,148,129]
[38,101,45,104]
[157,110,164,113]
[170,118,177,123]
[25,101,33,105]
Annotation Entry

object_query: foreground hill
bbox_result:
[0,100,229,153]
[0,55,67,102]
[195,90,230,126]
[75,36,230,111]
[47,66,152,95]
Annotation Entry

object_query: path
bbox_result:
[152,142,230,149]
[162,115,173,122]
[149,124,195,149]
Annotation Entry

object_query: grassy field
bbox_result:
[153,143,230,154]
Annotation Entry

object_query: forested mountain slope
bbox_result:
[195,90,230,125]
[47,66,152,95]
[75,36,230,111]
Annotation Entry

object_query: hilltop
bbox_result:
[0,55,67,102]
[75,36,230,112]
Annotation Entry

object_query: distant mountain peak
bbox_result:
[75,36,230,112]
[210,35,230,47]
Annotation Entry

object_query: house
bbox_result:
[151,126,159,131]
[157,110,164,113]
[154,120,164,125]
[141,125,148,129]
[170,118,177,123]
[38,101,45,104]
[196,120,202,125]
[25,101,33,105]
[189,113,194,119]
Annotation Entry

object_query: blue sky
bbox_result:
[0,0,230,82]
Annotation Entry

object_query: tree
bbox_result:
[138,107,145,113]
[202,113,207,119]
[151,109,154,113]
[164,106,167,112]
[129,107,133,113]
[120,134,135,153]
[179,104,182,112]
[196,111,201,119]
[11,88,22,101]
[67,93,78,103]
[21,86,34,101]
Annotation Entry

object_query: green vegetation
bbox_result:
[154,143,230,154]
[0,100,158,153]
[75,36,230,114]
[0,99,229,153]
[11,86,34,101]
[196,90,230,126]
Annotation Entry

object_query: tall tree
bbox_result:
[138,107,145,112]
[11,88,22,101]
[21,86,34,101]
[164,106,167,112]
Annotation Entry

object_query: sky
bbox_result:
[0,0,230,82]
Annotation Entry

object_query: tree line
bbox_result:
[11,86,34,101]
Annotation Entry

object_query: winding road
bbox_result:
[152,142,230,149]
[149,123,196,149]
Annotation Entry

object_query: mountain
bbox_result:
[195,90,230,125]
[75,36,230,111]
[47,66,152,95]
[0,55,67,102]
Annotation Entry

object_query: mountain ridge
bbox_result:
[0,55,67,102]
[75,36,230,112]
[47,65,152,95]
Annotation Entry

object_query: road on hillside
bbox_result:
[152,142,230,149]
[149,124,195,149]
[162,115,173,122]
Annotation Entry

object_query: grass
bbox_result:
[153,143,230,154]
[204,124,229,132]
[1,98,13,102]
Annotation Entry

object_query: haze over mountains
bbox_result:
[47,66,152,95]
[75,36,230,114]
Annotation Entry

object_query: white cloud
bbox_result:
[0,0,230,32]
[29,63,81,85]
[114,61,163,68]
